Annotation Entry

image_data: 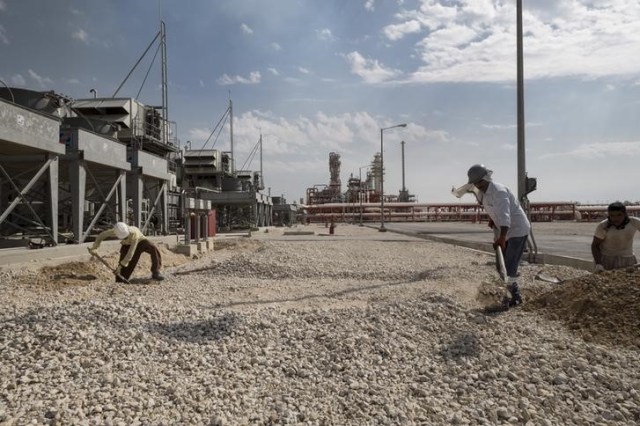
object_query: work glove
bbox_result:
[87,247,97,256]
[115,264,124,276]
[594,264,605,273]
[493,236,506,251]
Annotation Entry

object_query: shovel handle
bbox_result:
[495,246,508,283]
[90,252,131,284]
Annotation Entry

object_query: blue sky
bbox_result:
[1,0,639,204]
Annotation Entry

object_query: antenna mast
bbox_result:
[161,21,169,145]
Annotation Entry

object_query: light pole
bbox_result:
[379,123,407,232]
[358,165,370,226]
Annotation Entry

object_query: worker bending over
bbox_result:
[88,222,165,282]
[466,164,531,308]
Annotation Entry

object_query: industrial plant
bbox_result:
[0,22,296,250]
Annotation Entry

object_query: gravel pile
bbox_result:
[0,225,637,425]
[527,267,640,348]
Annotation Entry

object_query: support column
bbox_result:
[70,157,86,242]
[47,154,59,244]
[185,213,191,244]
[195,213,201,243]
[131,174,143,227]
[160,182,168,235]
[118,170,126,222]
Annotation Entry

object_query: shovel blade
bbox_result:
[90,252,131,284]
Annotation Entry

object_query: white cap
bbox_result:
[113,222,130,239]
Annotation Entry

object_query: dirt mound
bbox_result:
[526,268,640,348]
[17,243,192,289]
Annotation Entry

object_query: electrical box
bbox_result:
[525,176,537,195]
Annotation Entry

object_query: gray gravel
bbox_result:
[0,225,638,425]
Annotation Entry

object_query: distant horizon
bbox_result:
[295,198,640,207]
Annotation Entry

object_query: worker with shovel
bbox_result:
[591,202,640,272]
[458,164,531,308]
[87,222,165,282]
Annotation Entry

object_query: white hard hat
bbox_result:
[467,164,493,184]
[113,222,130,239]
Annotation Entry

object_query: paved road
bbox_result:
[2,222,637,272]
[381,221,640,270]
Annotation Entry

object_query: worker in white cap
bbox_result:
[591,201,640,271]
[88,222,165,282]
[463,164,530,308]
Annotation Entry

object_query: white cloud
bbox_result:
[316,28,334,41]
[271,42,282,51]
[365,0,375,12]
[66,78,81,84]
[0,1,5,11]
[187,128,213,141]
[11,74,26,86]
[199,79,205,87]
[539,141,640,160]
[267,67,279,76]
[344,51,402,84]
[0,25,9,45]
[216,71,261,85]
[240,23,253,35]
[383,19,421,41]
[482,121,541,130]
[482,123,516,130]
[393,0,640,83]
[28,69,53,88]
[298,67,310,75]
[72,29,89,45]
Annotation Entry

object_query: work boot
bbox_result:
[508,283,523,307]
[501,296,512,310]
[152,272,165,281]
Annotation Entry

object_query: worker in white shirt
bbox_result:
[591,202,640,271]
[88,222,165,282]
[466,164,531,308]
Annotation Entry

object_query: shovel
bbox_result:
[535,272,562,284]
[495,245,508,283]
[482,246,512,314]
[89,252,130,284]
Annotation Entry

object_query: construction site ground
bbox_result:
[0,223,638,423]
[0,222,637,351]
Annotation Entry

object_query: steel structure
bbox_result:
[71,96,176,236]
[0,93,63,246]
[303,201,640,224]
[0,22,218,247]
[180,149,272,230]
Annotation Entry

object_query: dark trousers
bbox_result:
[118,240,162,279]
[504,235,528,278]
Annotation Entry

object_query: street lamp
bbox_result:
[358,165,370,226]
[379,123,407,232]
